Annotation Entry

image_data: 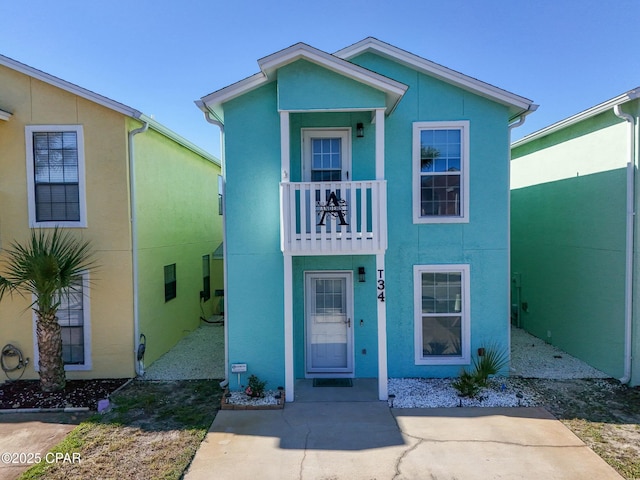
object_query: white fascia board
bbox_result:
[0,54,143,119]
[199,42,409,119]
[258,42,407,98]
[0,54,218,164]
[198,72,269,120]
[140,114,221,166]
[336,37,534,114]
[512,88,640,148]
[0,108,12,121]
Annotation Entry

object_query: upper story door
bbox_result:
[302,129,351,182]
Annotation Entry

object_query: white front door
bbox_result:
[302,129,351,182]
[305,272,353,375]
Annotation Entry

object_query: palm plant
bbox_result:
[0,228,94,392]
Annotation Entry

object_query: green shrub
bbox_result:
[452,344,508,398]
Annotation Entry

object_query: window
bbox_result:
[202,255,211,301]
[413,121,469,223]
[25,125,86,227]
[414,265,470,365]
[33,273,91,371]
[164,264,177,302]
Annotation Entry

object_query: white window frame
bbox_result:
[301,128,352,182]
[25,125,87,228]
[412,121,469,224]
[414,264,470,365]
[32,272,92,371]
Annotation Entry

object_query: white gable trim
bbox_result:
[0,54,219,165]
[512,87,640,148]
[198,42,409,121]
[335,37,534,116]
[0,54,142,118]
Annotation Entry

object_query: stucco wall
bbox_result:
[133,123,222,366]
[0,65,134,380]
[223,52,513,388]
[511,110,633,380]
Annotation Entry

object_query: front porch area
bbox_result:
[294,378,379,402]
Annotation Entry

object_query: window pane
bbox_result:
[422,316,462,356]
[32,130,80,222]
[420,129,462,177]
[310,137,342,182]
[420,173,461,216]
[164,264,177,301]
[57,280,85,365]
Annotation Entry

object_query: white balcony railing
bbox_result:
[280,180,387,255]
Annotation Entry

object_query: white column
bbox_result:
[376,253,388,400]
[284,253,294,402]
[375,108,385,180]
[281,111,294,401]
[280,111,290,181]
[374,109,388,399]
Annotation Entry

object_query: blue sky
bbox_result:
[2,0,638,157]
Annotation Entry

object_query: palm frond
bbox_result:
[0,228,95,314]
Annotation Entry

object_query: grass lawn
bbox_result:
[18,380,223,480]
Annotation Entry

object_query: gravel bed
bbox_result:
[388,328,612,408]
[142,322,613,408]
[225,390,282,407]
[143,322,225,380]
[510,327,610,379]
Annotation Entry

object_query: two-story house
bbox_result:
[197,38,535,401]
[0,54,223,382]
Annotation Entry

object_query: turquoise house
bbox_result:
[197,38,535,401]
[511,88,640,386]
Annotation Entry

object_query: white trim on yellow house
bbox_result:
[24,124,88,228]
[0,53,220,166]
[0,108,12,121]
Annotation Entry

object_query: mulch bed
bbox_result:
[0,378,130,410]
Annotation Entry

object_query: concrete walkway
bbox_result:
[184,403,622,480]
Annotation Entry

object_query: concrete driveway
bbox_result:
[184,402,622,480]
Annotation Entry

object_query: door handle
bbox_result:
[346,318,351,327]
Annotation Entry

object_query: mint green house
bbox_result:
[511,88,640,386]
[198,38,535,401]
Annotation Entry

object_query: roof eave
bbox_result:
[0,54,143,119]
[512,87,640,148]
[336,37,534,114]
[198,42,409,121]
[0,54,218,163]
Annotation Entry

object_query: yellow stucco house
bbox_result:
[0,54,223,382]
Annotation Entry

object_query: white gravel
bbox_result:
[388,327,611,408]
[510,326,610,379]
[143,321,225,380]
[142,321,612,408]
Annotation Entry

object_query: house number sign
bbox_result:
[377,269,385,302]
[316,191,348,226]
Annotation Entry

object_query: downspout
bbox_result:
[128,120,149,377]
[508,105,538,357]
[613,102,636,385]
[202,109,229,388]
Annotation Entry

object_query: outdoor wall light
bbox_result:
[356,122,364,138]
[358,266,366,282]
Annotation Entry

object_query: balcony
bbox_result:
[280,180,387,255]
